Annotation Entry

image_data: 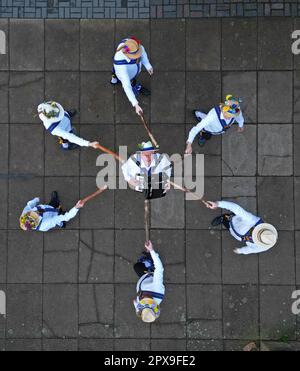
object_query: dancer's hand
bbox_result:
[89,141,99,149]
[135,104,143,116]
[148,68,154,76]
[206,201,218,210]
[185,142,192,154]
[145,240,153,252]
[75,200,85,209]
[237,126,245,133]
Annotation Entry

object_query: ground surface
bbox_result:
[0,18,299,351]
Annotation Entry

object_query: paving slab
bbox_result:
[0,72,9,124]
[223,285,259,340]
[79,230,114,284]
[79,284,114,338]
[114,339,150,351]
[295,125,300,176]
[151,339,186,351]
[116,20,150,52]
[222,19,257,71]
[0,232,7,284]
[10,20,44,71]
[260,285,297,340]
[258,18,293,70]
[258,124,293,176]
[258,71,293,123]
[297,232,300,285]
[258,177,294,231]
[44,230,79,283]
[222,125,257,176]
[0,179,8,230]
[80,20,114,71]
[6,284,42,338]
[45,20,79,71]
[115,188,145,229]
[5,339,42,351]
[79,339,114,351]
[296,177,300,230]
[43,284,78,338]
[222,71,257,123]
[186,230,222,284]
[42,339,78,351]
[186,19,221,71]
[187,339,223,351]
[187,285,222,320]
[293,71,300,124]
[187,320,222,340]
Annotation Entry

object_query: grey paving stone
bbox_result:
[151,124,186,155]
[0,180,8,231]
[79,230,114,283]
[151,19,185,71]
[5,339,42,351]
[45,20,79,70]
[223,285,259,340]
[115,229,145,283]
[42,339,78,351]
[186,72,221,124]
[293,71,300,124]
[151,230,185,284]
[187,285,222,320]
[222,177,256,198]
[222,19,257,71]
[43,284,78,338]
[295,177,300,230]
[8,176,43,229]
[222,71,257,123]
[80,72,114,124]
[258,18,293,70]
[0,72,9,124]
[187,319,222,339]
[80,20,114,71]
[295,125,300,176]
[224,340,257,351]
[80,125,115,177]
[114,339,150,351]
[7,231,43,283]
[115,19,150,52]
[45,72,80,123]
[9,72,44,124]
[116,123,150,156]
[258,124,293,176]
[260,285,297,340]
[222,125,257,176]
[186,177,221,229]
[9,125,44,176]
[79,284,114,338]
[259,231,295,285]
[151,339,186,351]
[115,188,144,229]
[297,232,300,285]
[0,20,8,70]
[0,232,6,284]
[10,20,44,71]
[151,189,185,229]
[258,177,294,231]
[45,176,80,229]
[187,339,223,351]
[258,71,293,123]
[115,283,151,338]
[186,19,221,71]
[79,338,114,351]
[186,230,221,284]
[151,285,186,339]
[222,231,259,284]
[151,72,185,124]
[6,284,42,338]
[44,230,79,283]
[80,177,114,228]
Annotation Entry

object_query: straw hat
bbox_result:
[119,37,142,60]
[137,298,160,323]
[137,141,158,153]
[252,223,278,249]
[37,101,64,124]
[221,94,242,118]
[20,211,42,231]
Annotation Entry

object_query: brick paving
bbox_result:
[1,1,300,19]
[0,18,299,351]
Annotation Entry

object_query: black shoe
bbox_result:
[50,191,60,209]
[198,135,206,147]
[140,86,151,96]
[211,216,224,227]
[67,109,77,118]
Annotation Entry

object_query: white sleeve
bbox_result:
[235,110,245,128]
[121,157,138,182]
[114,65,139,107]
[150,250,164,285]
[236,243,271,255]
[161,155,172,178]
[27,198,40,209]
[217,200,255,221]
[140,46,152,71]
[187,111,215,144]
[41,207,80,232]
[52,127,90,147]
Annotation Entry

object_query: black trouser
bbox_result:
[134,253,154,278]
[199,131,213,140]
[48,193,61,210]
[222,213,235,230]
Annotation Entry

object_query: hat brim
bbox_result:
[123,47,143,60]
[38,102,65,124]
[252,223,278,248]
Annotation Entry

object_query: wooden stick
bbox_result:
[169,180,208,206]
[95,143,125,163]
[144,200,150,242]
[140,114,159,148]
[81,186,108,205]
